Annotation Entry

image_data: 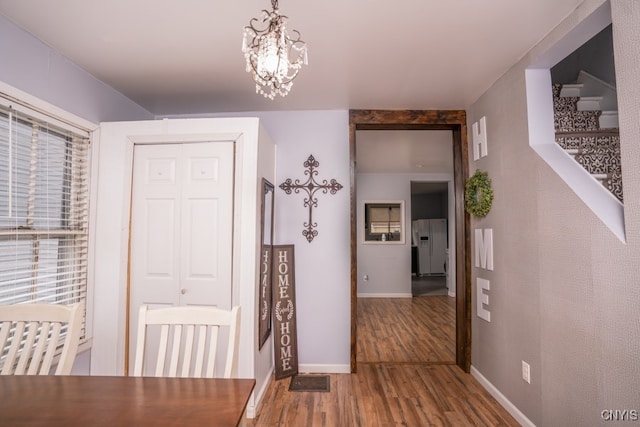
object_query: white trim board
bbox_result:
[246,365,275,419]
[0,80,97,132]
[357,293,412,298]
[471,366,536,427]
[298,364,351,374]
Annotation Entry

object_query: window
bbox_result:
[363,200,405,244]
[368,205,401,234]
[0,102,90,345]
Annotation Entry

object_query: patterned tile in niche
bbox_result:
[575,146,621,175]
[604,172,624,202]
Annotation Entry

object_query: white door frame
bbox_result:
[91,119,262,379]
[127,140,235,375]
[124,134,240,372]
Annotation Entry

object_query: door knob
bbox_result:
[181,289,186,295]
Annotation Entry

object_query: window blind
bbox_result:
[0,104,89,347]
[368,206,402,234]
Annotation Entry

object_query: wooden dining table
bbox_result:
[0,375,255,426]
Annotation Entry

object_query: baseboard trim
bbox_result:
[298,363,351,374]
[357,293,412,298]
[471,365,536,427]
[245,365,274,419]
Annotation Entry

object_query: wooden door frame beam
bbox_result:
[349,109,471,373]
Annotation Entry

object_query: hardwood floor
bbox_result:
[251,296,519,426]
[251,364,519,426]
[357,296,455,364]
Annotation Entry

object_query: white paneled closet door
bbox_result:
[128,142,234,373]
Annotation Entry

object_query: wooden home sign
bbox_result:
[272,244,299,380]
[258,246,272,349]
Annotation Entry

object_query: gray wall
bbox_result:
[551,24,615,86]
[357,173,412,296]
[468,0,640,425]
[0,15,152,123]
[354,172,453,296]
[411,192,447,220]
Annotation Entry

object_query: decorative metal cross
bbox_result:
[279,155,343,243]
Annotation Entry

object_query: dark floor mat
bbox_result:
[288,375,330,392]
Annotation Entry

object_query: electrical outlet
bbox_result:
[522,361,530,384]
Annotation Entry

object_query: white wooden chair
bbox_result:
[133,305,241,378]
[0,302,84,375]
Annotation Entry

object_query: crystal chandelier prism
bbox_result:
[242,0,308,99]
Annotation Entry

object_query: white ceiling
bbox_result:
[0,0,583,116]
[356,130,453,174]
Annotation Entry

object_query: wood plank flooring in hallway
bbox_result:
[357,296,456,364]
[251,364,519,426]
[251,296,518,426]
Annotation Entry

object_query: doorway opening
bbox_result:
[410,181,453,298]
[349,110,471,373]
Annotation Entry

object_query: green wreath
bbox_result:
[465,170,494,217]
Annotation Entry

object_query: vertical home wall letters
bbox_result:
[472,116,494,323]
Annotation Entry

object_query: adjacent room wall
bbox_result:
[0,16,152,123]
[190,110,353,372]
[467,0,640,425]
[356,172,453,297]
[257,111,352,373]
[357,173,410,297]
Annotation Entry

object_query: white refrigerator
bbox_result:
[412,219,447,275]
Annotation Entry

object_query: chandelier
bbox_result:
[242,0,308,99]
